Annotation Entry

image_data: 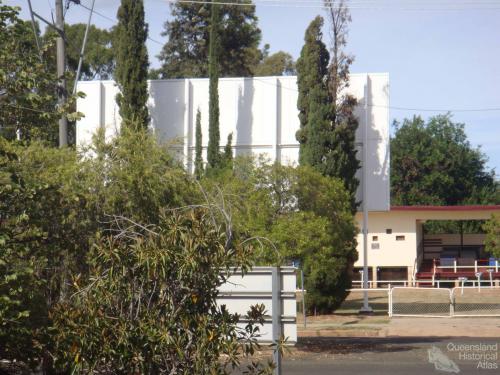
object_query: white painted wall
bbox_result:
[355,211,418,268]
[76,74,390,212]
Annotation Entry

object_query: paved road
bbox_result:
[237,337,500,374]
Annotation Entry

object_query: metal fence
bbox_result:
[452,286,500,317]
[390,287,452,317]
[388,286,500,318]
[342,288,390,314]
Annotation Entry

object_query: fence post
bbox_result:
[454,259,457,273]
[272,266,282,375]
[450,288,455,317]
[301,269,306,329]
[388,286,393,317]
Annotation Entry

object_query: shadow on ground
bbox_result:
[296,336,447,355]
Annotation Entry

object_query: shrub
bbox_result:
[203,159,358,313]
[484,214,500,259]
[52,210,269,374]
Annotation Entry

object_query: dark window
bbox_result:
[372,235,378,241]
[386,229,392,234]
[377,267,408,283]
[396,235,405,241]
[371,243,380,250]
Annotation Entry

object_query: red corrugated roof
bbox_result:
[391,205,500,211]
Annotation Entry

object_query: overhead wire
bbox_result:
[1,102,57,115]
[161,0,500,10]
[22,0,500,114]
[252,77,500,113]
[77,0,164,45]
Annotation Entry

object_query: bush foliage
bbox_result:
[53,210,269,374]
[0,127,356,370]
[202,158,358,313]
[484,214,500,259]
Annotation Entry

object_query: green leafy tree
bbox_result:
[158,1,262,78]
[207,2,221,169]
[65,23,115,80]
[0,138,48,366]
[254,51,296,76]
[194,108,204,179]
[84,126,198,225]
[43,23,115,81]
[0,5,79,145]
[115,0,150,128]
[391,115,497,206]
[204,159,357,313]
[0,136,88,369]
[483,214,500,259]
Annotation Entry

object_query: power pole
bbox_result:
[360,78,373,314]
[55,0,68,147]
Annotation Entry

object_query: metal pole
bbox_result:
[27,0,43,62]
[55,0,68,147]
[272,266,282,375]
[360,77,372,313]
[73,0,96,94]
[301,269,306,328]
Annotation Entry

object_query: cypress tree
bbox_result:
[194,109,204,179]
[325,0,360,212]
[296,9,360,212]
[295,16,330,167]
[223,133,233,169]
[207,2,221,169]
[115,0,150,128]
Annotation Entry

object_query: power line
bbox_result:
[78,0,164,45]
[253,77,500,113]
[371,104,500,112]
[2,102,57,115]
[162,0,500,10]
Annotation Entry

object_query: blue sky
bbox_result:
[7,0,500,173]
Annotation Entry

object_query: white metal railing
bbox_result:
[352,279,500,289]
[435,259,499,273]
[352,280,410,288]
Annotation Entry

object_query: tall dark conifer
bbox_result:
[297,5,360,212]
[194,109,204,179]
[324,0,360,212]
[115,0,150,128]
[207,2,221,169]
[223,133,233,169]
[295,16,330,167]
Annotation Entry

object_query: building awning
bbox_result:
[391,205,500,212]
[390,205,500,221]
